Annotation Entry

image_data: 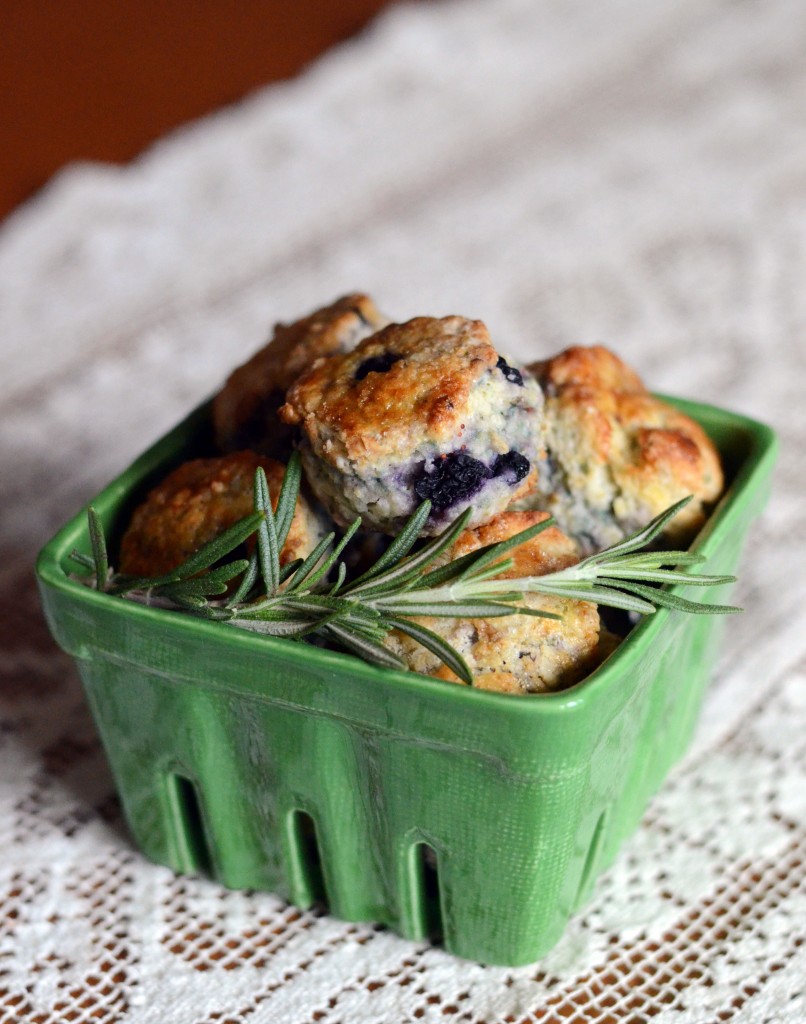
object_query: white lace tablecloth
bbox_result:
[1,0,805,1020]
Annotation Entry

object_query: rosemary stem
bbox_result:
[76,475,740,684]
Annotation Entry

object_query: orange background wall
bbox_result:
[0,1,398,218]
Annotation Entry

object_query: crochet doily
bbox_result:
[1,0,804,1019]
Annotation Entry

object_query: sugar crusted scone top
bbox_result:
[382,510,605,694]
[281,316,514,466]
[527,345,724,543]
[213,293,387,454]
[531,344,645,394]
[450,510,581,578]
[118,452,323,577]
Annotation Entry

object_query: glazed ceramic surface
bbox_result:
[36,398,777,966]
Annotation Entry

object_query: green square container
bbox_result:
[36,397,777,966]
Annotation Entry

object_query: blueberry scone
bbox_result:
[383,511,617,693]
[119,451,327,577]
[280,316,545,534]
[523,346,723,552]
[213,293,388,458]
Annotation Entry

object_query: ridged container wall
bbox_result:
[37,398,777,966]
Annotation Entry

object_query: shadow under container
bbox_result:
[36,397,777,966]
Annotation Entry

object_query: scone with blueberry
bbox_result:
[280,315,545,535]
[383,511,618,693]
[523,346,723,552]
[213,293,388,458]
[119,451,328,578]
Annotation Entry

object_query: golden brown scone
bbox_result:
[383,511,617,694]
[213,293,388,458]
[119,451,327,578]
[281,316,545,535]
[522,346,724,552]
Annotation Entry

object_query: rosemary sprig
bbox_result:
[70,456,740,685]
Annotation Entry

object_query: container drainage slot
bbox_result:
[289,810,327,909]
[411,842,443,944]
[167,774,213,876]
[576,808,608,907]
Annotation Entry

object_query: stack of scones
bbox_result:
[119,295,723,694]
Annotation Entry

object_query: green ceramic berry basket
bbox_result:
[36,396,776,966]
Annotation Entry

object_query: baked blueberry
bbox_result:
[412,452,492,512]
[492,450,531,483]
[355,352,402,380]
[496,356,524,386]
